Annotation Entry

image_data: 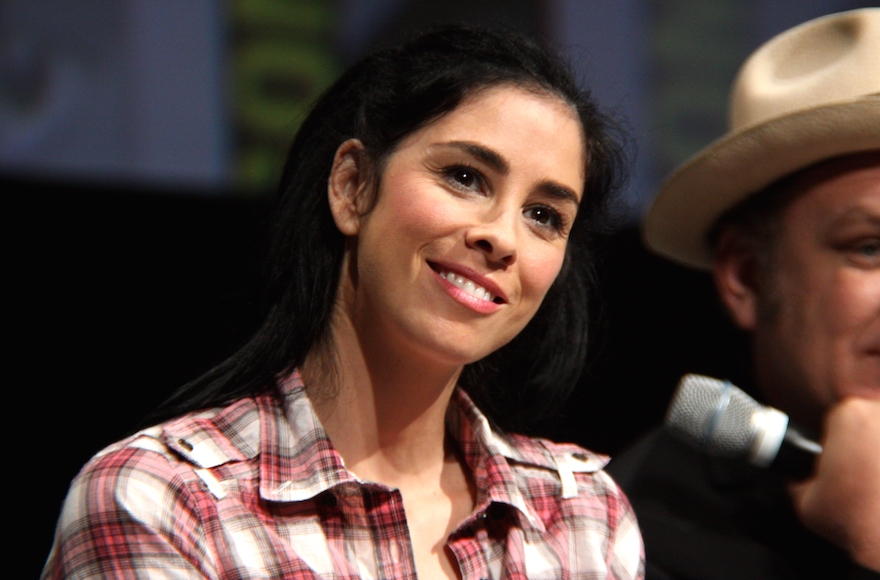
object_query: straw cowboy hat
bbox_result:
[644,7,880,269]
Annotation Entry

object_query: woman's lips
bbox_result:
[428,262,507,312]
[438,269,496,302]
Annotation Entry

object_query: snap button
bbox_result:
[389,540,402,563]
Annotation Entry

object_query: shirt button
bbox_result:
[389,540,402,563]
[178,438,193,451]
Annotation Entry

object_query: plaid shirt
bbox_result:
[44,373,644,579]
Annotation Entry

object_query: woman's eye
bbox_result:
[524,205,564,232]
[444,166,483,193]
[454,168,476,188]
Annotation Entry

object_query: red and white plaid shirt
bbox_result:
[44,372,644,579]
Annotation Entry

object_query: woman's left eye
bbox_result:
[524,205,564,232]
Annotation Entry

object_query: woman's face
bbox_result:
[333,84,586,368]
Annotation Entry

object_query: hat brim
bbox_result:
[644,95,880,269]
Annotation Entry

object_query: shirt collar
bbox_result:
[259,371,358,502]
[164,370,606,533]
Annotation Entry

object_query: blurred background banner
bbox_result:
[9,0,873,576]
[0,0,229,187]
[2,0,869,210]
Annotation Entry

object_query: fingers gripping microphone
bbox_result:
[664,374,823,480]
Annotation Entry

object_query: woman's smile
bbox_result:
[429,261,506,314]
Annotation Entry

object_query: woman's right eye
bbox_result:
[444,165,484,193]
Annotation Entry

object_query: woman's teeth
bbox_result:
[440,270,494,302]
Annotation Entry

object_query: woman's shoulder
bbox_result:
[502,433,612,484]
[452,389,622,498]
[495,432,633,506]
[59,394,273,526]
[44,395,275,578]
[93,395,263,467]
[495,433,644,577]
[506,433,610,472]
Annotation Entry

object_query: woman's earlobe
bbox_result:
[328,139,370,236]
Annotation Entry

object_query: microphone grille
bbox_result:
[664,374,760,457]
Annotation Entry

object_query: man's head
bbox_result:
[644,9,880,428]
[711,151,880,429]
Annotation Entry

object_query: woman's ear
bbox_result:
[711,228,761,331]
[328,139,372,236]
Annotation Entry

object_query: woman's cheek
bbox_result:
[526,247,568,299]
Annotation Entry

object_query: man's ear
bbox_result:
[712,228,761,331]
[328,139,372,236]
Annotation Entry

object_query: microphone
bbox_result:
[664,374,822,480]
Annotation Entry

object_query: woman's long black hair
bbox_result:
[150,26,628,432]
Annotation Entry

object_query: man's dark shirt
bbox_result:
[609,428,878,580]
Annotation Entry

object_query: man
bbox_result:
[610,8,880,579]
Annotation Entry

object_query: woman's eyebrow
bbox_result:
[437,140,581,204]
[538,181,580,205]
[437,141,509,174]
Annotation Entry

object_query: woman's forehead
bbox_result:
[398,84,586,168]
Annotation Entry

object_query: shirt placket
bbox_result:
[368,487,417,579]
[339,485,416,580]
[447,509,495,580]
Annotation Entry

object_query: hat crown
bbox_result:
[730,9,880,131]
[644,8,880,270]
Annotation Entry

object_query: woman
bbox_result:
[44,27,643,579]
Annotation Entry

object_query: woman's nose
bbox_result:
[466,210,518,266]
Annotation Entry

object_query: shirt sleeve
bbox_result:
[602,470,646,580]
[42,441,215,579]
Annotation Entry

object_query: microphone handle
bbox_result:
[773,427,822,480]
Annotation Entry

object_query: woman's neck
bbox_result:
[302,291,478,579]
[301,309,463,488]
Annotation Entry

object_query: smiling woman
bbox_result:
[43,27,643,580]
[330,86,586,371]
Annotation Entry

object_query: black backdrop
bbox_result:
[16,176,750,576]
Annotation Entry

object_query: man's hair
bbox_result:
[149,26,629,432]
[707,171,803,273]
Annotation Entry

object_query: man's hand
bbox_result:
[789,397,880,571]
